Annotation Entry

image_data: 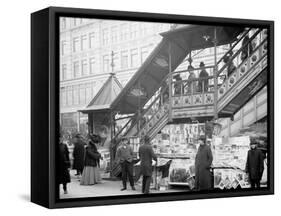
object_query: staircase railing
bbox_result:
[113,28,267,141]
[217,28,264,78]
[217,29,268,105]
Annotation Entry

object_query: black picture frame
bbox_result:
[31,6,274,209]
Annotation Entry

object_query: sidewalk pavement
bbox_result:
[60,170,182,199]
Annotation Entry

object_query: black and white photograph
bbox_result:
[58,16,270,199]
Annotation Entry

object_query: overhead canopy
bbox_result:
[80,73,123,113]
[110,25,244,115]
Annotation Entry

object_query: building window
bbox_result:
[73,18,81,26]
[67,86,73,106]
[61,87,67,107]
[112,52,119,71]
[61,40,67,56]
[140,23,148,36]
[111,26,118,43]
[121,51,128,69]
[62,64,67,80]
[79,85,86,104]
[103,55,110,72]
[120,24,128,41]
[141,47,149,63]
[81,59,88,76]
[73,61,80,78]
[102,29,109,45]
[73,85,79,105]
[89,32,95,48]
[81,35,87,51]
[131,49,138,68]
[85,83,92,103]
[130,24,138,39]
[89,57,96,74]
[61,17,66,29]
[73,37,79,52]
[91,81,96,98]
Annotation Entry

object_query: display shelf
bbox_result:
[157,153,191,159]
[168,182,190,186]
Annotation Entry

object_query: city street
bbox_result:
[60,170,181,199]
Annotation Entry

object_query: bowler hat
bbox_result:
[198,135,206,142]
[90,134,101,143]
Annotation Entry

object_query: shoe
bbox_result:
[121,188,127,191]
[131,186,136,191]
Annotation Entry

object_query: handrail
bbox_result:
[217,38,267,104]
[216,28,252,66]
[138,102,168,134]
[217,28,263,77]
[173,65,215,75]
[114,71,171,139]
[142,84,168,115]
[113,117,133,139]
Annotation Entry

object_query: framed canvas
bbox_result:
[31,6,274,208]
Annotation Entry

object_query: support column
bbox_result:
[88,113,94,134]
[168,42,173,122]
[109,111,114,177]
[77,111,80,132]
[213,27,219,120]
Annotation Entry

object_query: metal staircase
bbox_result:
[111,27,268,177]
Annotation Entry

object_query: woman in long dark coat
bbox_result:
[58,141,71,194]
[72,134,85,176]
[80,134,102,185]
[195,137,213,191]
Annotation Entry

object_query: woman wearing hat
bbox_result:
[80,134,102,185]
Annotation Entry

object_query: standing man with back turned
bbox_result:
[139,135,157,194]
[116,137,136,191]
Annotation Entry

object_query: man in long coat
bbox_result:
[245,140,264,188]
[116,137,136,191]
[198,61,209,93]
[138,135,157,194]
[72,134,86,176]
[58,138,71,194]
[195,136,213,191]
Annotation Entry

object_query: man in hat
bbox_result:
[173,74,183,95]
[187,65,196,94]
[223,51,236,77]
[245,139,264,188]
[116,137,136,191]
[194,136,213,191]
[72,134,86,176]
[198,61,209,93]
[138,135,157,194]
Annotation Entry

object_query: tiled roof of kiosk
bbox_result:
[80,73,123,112]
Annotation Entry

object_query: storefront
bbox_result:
[146,120,267,191]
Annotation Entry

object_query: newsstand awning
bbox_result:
[110,25,244,115]
[79,73,123,113]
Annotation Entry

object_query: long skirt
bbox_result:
[80,166,101,185]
